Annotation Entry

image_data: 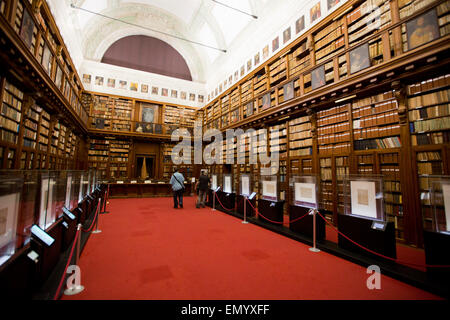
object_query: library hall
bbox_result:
[0,0,450,308]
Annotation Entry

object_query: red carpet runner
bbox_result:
[63,197,440,300]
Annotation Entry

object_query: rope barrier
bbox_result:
[53,229,80,300]
[214,192,239,212]
[245,198,312,224]
[315,210,450,268]
[82,199,101,233]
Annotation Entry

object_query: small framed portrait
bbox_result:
[224,79,227,88]
[141,84,149,93]
[162,88,168,96]
[261,93,271,110]
[254,52,260,66]
[171,90,178,98]
[240,65,245,76]
[296,16,305,34]
[215,88,218,96]
[130,82,138,91]
[234,70,239,81]
[311,65,325,90]
[152,86,159,95]
[219,84,223,93]
[42,44,52,74]
[246,102,254,117]
[95,118,105,129]
[95,76,104,86]
[198,95,204,103]
[107,78,116,88]
[310,2,321,23]
[82,74,91,84]
[190,93,196,101]
[263,45,269,59]
[229,75,233,84]
[272,36,279,52]
[141,105,158,123]
[327,0,340,10]
[247,59,252,72]
[283,27,291,44]
[284,81,295,101]
[350,43,371,74]
[20,9,35,48]
[406,9,439,51]
[181,91,187,100]
[208,94,211,101]
[119,80,127,89]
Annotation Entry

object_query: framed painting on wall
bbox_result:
[349,43,371,74]
[311,65,325,90]
[406,9,439,51]
[296,16,305,34]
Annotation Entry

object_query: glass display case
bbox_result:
[240,174,252,196]
[0,176,23,266]
[430,176,450,234]
[260,175,279,201]
[211,174,219,190]
[71,171,81,208]
[38,171,58,230]
[223,174,234,194]
[290,175,319,209]
[343,174,385,222]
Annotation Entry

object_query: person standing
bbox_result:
[195,169,210,208]
[170,168,185,209]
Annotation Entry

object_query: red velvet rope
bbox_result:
[82,199,101,233]
[213,191,240,212]
[245,198,311,224]
[53,229,80,300]
[315,210,450,268]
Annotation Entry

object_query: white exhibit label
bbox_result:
[39,178,49,228]
[350,180,377,219]
[241,176,250,196]
[262,181,277,201]
[294,182,317,208]
[145,180,151,184]
[0,193,20,249]
[116,181,124,184]
[212,175,217,190]
[443,183,450,232]
[79,175,84,202]
[45,179,55,228]
[65,174,72,210]
[224,176,232,193]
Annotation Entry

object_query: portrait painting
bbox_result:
[198,95,204,103]
[107,78,116,88]
[254,52,260,66]
[311,65,325,90]
[229,75,233,84]
[234,70,239,81]
[261,93,271,110]
[246,102,254,117]
[151,86,159,95]
[327,0,340,10]
[240,65,245,76]
[296,16,305,34]
[247,59,252,72]
[283,27,291,44]
[119,80,127,89]
[130,82,138,91]
[162,88,168,97]
[141,84,148,93]
[82,74,91,84]
[141,104,158,123]
[181,91,187,100]
[406,9,439,51]
[263,45,269,59]
[190,93,196,101]
[20,9,35,48]
[95,76,104,86]
[42,45,52,75]
[272,36,279,52]
[349,43,371,74]
[310,2,321,23]
[171,90,178,98]
[284,81,294,101]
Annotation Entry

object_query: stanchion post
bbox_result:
[309,209,321,253]
[101,184,110,214]
[212,190,216,211]
[242,196,248,224]
[64,225,85,295]
[92,199,102,234]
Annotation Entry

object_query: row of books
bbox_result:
[399,0,436,19]
[385,204,403,216]
[317,122,350,136]
[354,136,401,150]
[380,165,401,177]
[408,103,450,120]
[417,151,441,161]
[0,129,17,144]
[417,162,443,175]
[318,132,350,145]
[408,74,450,95]
[384,180,402,192]
[408,89,450,108]
[411,131,450,145]
[319,142,351,154]
[409,116,450,132]
[353,99,398,118]
[348,11,391,44]
[353,112,399,128]
[1,104,22,122]
[315,37,345,62]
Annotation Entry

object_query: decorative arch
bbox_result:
[101,35,192,81]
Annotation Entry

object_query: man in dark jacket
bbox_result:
[196,169,210,208]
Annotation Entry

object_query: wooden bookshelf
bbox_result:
[289,115,313,157]
[317,104,351,156]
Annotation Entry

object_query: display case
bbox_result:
[0,176,23,266]
[211,173,219,191]
[223,174,234,194]
[38,171,58,230]
[338,174,396,259]
[260,175,279,201]
[237,174,255,217]
[290,175,319,209]
[430,177,450,234]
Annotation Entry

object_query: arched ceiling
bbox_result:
[60,0,267,82]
